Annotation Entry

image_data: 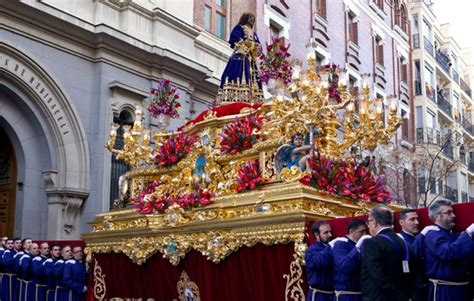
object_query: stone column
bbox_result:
[43,170,89,239]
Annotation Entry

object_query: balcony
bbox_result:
[436,50,451,74]
[413,34,420,49]
[415,79,422,95]
[424,36,434,57]
[416,127,440,144]
[437,92,452,117]
[444,185,458,202]
[443,143,454,159]
[460,77,472,98]
[452,69,460,84]
[462,117,474,136]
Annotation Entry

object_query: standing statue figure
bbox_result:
[218,12,263,103]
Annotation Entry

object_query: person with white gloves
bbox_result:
[420,199,474,301]
[331,219,368,301]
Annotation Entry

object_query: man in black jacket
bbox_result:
[361,204,419,301]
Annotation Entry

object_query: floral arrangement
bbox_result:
[236,159,263,193]
[322,64,342,103]
[259,37,293,85]
[130,181,213,214]
[220,114,262,155]
[154,132,198,168]
[300,153,392,204]
[148,79,181,118]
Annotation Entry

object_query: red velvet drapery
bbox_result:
[87,202,474,300]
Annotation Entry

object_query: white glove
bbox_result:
[82,286,88,293]
[421,225,439,236]
[328,237,347,248]
[356,235,372,251]
[466,223,474,236]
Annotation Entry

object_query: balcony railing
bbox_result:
[424,36,434,57]
[460,77,472,97]
[416,127,440,144]
[443,143,454,159]
[436,50,451,74]
[437,92,452,116]
[462,191,468,202]
[462,117,474,136]
[444,185,458,202]
[415,79,422,95]
[413,34,420,49]
[469,161,474,173]
[452,69,460,84]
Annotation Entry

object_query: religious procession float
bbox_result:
[83,14,402,301]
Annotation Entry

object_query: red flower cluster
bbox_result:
[148,79,181,118]
[299,153,392,204]
[236,159,263,193]
[259,37,293,85]
[322,64,342,103]
[220,114,262,155]
[154,133,198,168]
[130,181,213,214]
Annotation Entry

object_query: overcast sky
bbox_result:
[433,0,474,63]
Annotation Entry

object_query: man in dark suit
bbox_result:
[361,204,419,301]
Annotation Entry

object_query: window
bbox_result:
[109,110,133,207]
[375,37,384,66]
[376,0,384,9]
[400,4,408,32]
[424,64,434,99]
[416,106,423,128]
[401,109,409,139]
[269,22,285,46]
[423,18,432,42]
[316,0,327,19]
[204,0,226,39]
[348,13,358,45]
[400,57,408,83]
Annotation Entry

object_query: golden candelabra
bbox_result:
[106,106,153,168]
[261,51,401,158]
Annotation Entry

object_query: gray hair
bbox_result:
[370,204,393,227]
[428,199,452,222]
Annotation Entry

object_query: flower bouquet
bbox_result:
[321,63,342,103]
[220,114,262,155]
[259,37,293,85]
[300,152,391,204]
[236,159,263,193]
[148,79,181,118]
[154,132,198,168]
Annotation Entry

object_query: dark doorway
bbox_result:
[0,126,16,236]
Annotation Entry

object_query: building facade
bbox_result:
[409,0,474,205]
[0,0,230,239]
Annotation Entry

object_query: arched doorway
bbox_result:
[0,126,16,236]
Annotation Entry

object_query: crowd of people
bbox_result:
[305,199,474,301]
[0,239,87,301]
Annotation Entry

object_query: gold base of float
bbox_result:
[84,183,402,266]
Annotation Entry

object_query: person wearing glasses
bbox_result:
[305,221,334,301]
[421,199,474,301]
[361,204,419,301]
[63,246,88,301]
[43,243,61,301]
